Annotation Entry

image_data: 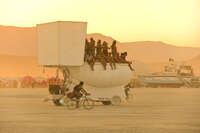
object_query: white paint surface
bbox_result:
[37,21,87,66]
[68,62,132,88]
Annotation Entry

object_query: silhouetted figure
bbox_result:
[99,52,107,70]
[102,41,109,57]
[96,40,102,58]
[120,52,127,61]
[72,81,88,108]
[85,53,95,71]
[116,52,121,63]
[90,38,96,58]
[106,53,116,70]
[111,40,118,62]
[120,52,134,71]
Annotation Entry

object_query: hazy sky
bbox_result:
[0,0,199,47]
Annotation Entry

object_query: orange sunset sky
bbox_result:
[0,0,199,47]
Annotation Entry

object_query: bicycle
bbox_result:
[64,93,95,110]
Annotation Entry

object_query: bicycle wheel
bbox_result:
[83,98,95,110]
[62,96,70,105]
[66,99,77,110]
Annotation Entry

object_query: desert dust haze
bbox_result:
[1,26,200,77]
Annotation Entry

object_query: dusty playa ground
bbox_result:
[0,88,200,133]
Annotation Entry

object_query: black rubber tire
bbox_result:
[102,101,112,105]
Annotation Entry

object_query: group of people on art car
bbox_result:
[84,38,133,71]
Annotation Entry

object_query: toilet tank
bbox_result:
[37,21,87,66]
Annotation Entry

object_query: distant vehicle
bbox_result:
[138,61,198,88]
[190,77,200,88]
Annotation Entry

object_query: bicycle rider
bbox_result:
[71,81,89,108]
[124,82,133,100]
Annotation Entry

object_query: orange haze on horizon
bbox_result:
[0,0,199,47]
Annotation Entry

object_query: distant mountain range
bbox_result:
[1,25,200,77]
[0,54,55,78]
[0,25,200,62]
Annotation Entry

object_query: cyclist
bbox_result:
[70,81,89,108]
